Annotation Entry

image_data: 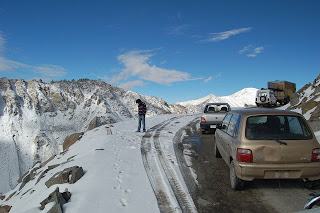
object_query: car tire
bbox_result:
[214,142,222,158]
[260,96,266,102]
[230,160,244,190]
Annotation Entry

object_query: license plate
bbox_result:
[210,125,216,128]
[264,170,300,179]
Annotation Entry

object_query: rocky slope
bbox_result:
[0,78,186,194]
[288,74,320,131]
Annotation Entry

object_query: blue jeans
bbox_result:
[138,114,146,131]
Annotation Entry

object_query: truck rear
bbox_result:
[200,103,231,133]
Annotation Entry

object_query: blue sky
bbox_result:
[0,0,319,103]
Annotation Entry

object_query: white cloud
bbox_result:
[239,45,264,57]
[109,50,194,86]
[204,76,213,83]
[201,27,252,42]
[119,80,145,89]
[0,57,66,77]
[0,32,67,79]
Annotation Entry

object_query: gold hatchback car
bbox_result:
[215,109,320,190]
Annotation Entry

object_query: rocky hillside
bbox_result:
[176,88,258,113]
[288,74,320,131]
[0,78,186,194]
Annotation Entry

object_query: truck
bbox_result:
[255,81,296,107]
[200,103,231,134]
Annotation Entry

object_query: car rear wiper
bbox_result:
[259,136,288,145]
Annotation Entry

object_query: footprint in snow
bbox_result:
[120,199,128,207]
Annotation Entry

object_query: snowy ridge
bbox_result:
[0,78,186,194]
[0,114,198,213]
[176,88,258,113]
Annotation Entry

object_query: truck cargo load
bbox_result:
[256,80,296,107]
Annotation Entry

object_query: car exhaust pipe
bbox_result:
[304,194,320,209]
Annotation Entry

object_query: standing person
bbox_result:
[136,99,147,132]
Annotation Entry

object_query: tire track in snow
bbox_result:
[141,117,197,213]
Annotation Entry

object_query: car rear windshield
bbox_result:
[245,115,313,140]
[257,92,268,97]
[205,105,229,113]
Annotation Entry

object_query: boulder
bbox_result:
[45,166,84,188]
[0,205,11,213]
[48,203,63,213]
[290,93,300,107]
[40,187,71,212]
[63,133,84,151]
[87,116,115,131]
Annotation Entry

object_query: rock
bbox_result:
[0,205,12,213]
[62,189,71,202]
[45,166,84,188]
[48,203,63,213]
[5,191,16,201]
[87,116,115,131]
[41,155,56,168]
[0,195,5,200]
[40,187,70,212]
[19,167,39,190]
[290,93,300,106]
[36,164,60,184]
[63,133,84,151]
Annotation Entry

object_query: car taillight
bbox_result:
[311,148,320,162]
[237,148,253,163]
[267,98,270,102]
[255,98,257,102]
[201,117,206,123]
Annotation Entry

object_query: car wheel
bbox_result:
[230,160,244,190]
[202,130,206,134]
[260,96,266,102]
[214,142,222,158]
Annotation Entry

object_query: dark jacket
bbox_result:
[138,102,147,115]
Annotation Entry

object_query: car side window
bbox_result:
[227,114,239,137]
[222,113,232,133]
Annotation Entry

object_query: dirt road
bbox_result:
[181,120,320,213]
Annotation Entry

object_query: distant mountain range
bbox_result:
[176,88,258,113]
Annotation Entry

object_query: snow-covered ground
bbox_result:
[1,114,198,213]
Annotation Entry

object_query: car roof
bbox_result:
[206,103,230,106]
[229,108,301,116]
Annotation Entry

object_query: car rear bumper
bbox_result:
[200,122,220,130]
[235,161,320,181]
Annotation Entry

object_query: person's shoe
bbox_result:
[136,130,140,132]
[143,129,146,132]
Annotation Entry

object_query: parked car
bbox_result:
[215,109,320,190]
[200,103,231,133]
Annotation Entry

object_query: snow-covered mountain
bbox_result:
[0,78,186,194]
[0,77,258,195]
[176,88,258,113]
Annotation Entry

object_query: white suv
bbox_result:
[255,89,277,107]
